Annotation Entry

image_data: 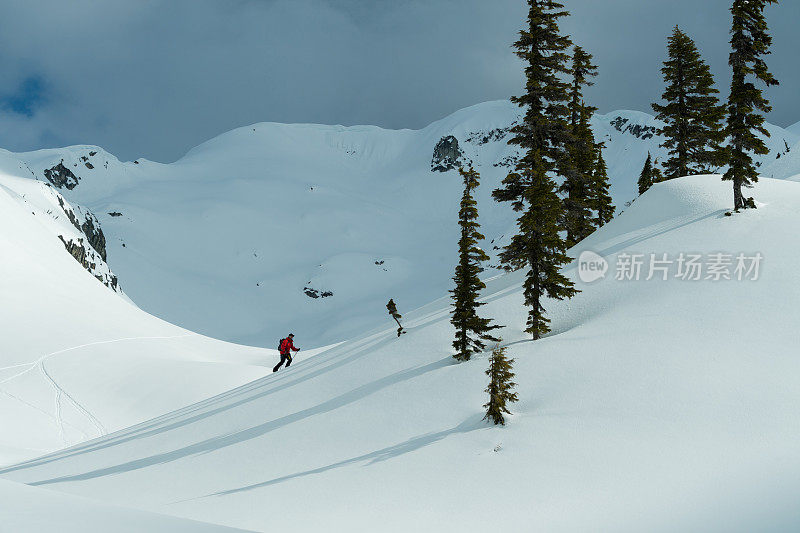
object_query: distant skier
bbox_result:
[273,333,300,372]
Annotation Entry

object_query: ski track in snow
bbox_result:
[0,335,191,446]
[39,361,67,446]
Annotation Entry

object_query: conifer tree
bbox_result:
[451,167,501,362]
[560,46,599,247]
[483,344,518,426]
[652,27,726,179]
[638,152,655,195]
[386,299,405,337]
[589,146,614,227]
[723,0,779,210]
[651,157,665,183]
[493,0,577,340]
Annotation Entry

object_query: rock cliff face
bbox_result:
[43,161,80,189]
[80,214,107,262]
[48,187,117,291]
[56,234,118,291]
[54,194,107,262]
[431,136,463,172]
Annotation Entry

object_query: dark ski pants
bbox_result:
[273,353,292,372]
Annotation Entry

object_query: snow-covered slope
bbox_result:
[0,172,279,464]
[0,478,246,532]
[3,175,799,532]
[5,101,800,351]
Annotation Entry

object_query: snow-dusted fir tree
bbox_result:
[652,26,726,179]
[723,0,779,210]
[492,0,578,340]
[560,46,599,247]
[638,152,655,195]
[386,299,405,337]
[589,146,614,227]
[451,167,501,362]
[484,344,518,426]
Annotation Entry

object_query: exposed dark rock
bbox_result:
[59,235,93,269]
[466,127,511,145]
[493,155,518,168]
[85,162,94,169]
[108,211,123,217]
[58,235,119,291]
[303,287,333,299]
[89,151,97,157]
[431,136,463,172]
[609,116,658,140]
[56,196,81,230]
[81,215,107,262]
[54,193,108,262]
[44,161,80,189]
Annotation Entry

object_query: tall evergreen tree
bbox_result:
[450,167,501,362]
[723,0,779,210]
[483,344,518,426]
[567,46,598,129]
[652,27,726,179]
[560,46,599,247]
[589,145,614,227]
[493,0,577,340]
[638,152,656,195]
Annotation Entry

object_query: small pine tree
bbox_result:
[386,299,405,337]
[483,344,518,426]
[652,26,726,179]
[589,145,615,227]
[723,0,779,211]
[638,152,654,195]
[493,0,578,340]
[560,46,599,247]
[451,167,501,362]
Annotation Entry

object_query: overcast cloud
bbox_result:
[0,0,796,162]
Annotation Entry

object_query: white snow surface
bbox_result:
[3,100,799,348]
[0,173,278,463]
[2,168,800,531]
[0,478,246,532]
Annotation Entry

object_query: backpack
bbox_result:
[278,338,286,353]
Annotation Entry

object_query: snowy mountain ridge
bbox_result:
[3,100,799,349]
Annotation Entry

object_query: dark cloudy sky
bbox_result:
[0,0,796,162]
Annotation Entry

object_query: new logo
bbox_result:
[578,250,608,283]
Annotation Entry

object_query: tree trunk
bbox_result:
[733,175,744,210]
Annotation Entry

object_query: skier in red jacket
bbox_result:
[273,333,300,372]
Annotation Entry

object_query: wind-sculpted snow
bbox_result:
[2,175,799,531]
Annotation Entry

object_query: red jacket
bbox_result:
[280,337,299,355]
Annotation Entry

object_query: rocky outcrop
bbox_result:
[609,116,658,140]
[56,195,81,230]
[54,194,107,261]
[81,215,107,262]
[431,136,463,172]
[304,287,333,299]
[43,161,80,189]
[58,235,119,291]
[466,126,511,145]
